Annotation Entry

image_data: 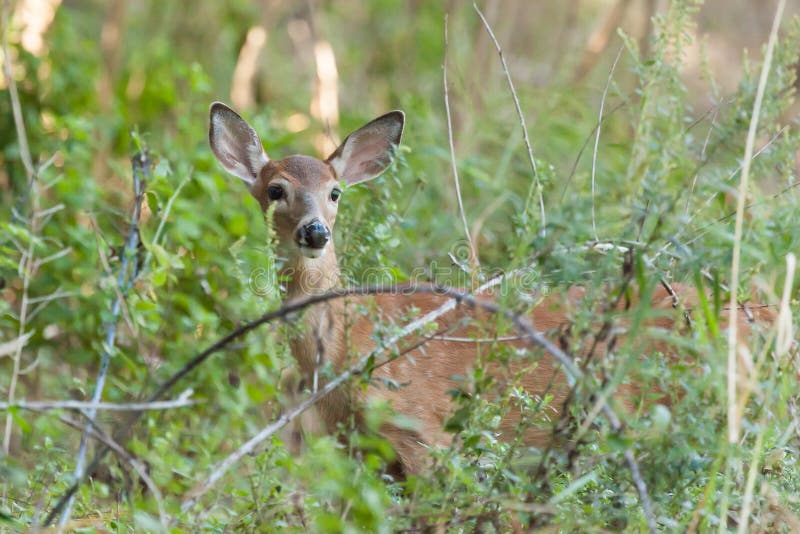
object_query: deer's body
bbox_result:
[283,263,739,474]
[209,102,771,476]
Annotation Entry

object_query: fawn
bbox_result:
[208,102,770,475]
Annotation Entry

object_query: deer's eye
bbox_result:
[267,185,284,201]
[330,188,341,202]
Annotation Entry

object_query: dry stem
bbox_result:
[473,3,545,237]
[443,14,479,273]
[726,0,785,445]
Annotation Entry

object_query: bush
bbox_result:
[1,1,798,531]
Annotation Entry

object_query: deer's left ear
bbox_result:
[326,111,404,186]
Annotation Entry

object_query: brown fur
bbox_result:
[282,258,770,474]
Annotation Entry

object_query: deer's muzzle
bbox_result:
[296,219,330,250]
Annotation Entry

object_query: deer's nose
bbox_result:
[298,220,330,249]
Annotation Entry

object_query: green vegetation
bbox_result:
[1,0,798,531]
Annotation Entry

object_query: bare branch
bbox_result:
[0,393,197,412]
[32,247,73,270]
[561,100,627,200]
[443,14,478,272]
[590,45,624,242]
[0,331,33,359]
[59,152,150,528]
[148,169,193,257]
[473,3,545,237]
[26,289,77,305]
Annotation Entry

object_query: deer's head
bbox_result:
[209,102,404,259]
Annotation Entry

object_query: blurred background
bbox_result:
[2,0,798,266]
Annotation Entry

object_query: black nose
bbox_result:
[299,220,330,249]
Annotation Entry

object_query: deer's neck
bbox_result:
[281,245,354,429]
[282,247,341,299]
[281,246,345,374]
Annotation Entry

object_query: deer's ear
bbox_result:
[209,102,269,185]
[326,111,404,186]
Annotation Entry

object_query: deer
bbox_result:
[208,101,774,476]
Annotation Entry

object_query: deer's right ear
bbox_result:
[208,102,269,186]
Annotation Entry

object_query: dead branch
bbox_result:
[0,392,197,412]
[473,3,545,237]
[59,152,150,529]
[590,45,624,241]
[443,14,479,273]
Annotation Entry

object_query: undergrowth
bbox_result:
[1,1,799,532]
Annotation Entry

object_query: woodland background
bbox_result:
[1,0,800,531]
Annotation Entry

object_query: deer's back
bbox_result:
[319,283,771,474]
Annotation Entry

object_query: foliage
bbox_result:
[1,0,799,531]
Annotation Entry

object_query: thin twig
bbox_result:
[32,202,65,221]
[561,100,627,200]
[32,247,73,270]
[657,170,799,263]
[700,126,787,211]
[685,104,721,214]
[26,289,77,305]
[59,152,150,528]
[726,0,784,445]
[473,3,545,237]
[590,45,624,242]
[432,334,528,343]
[443,15,478,272]
[0,394,197,412]
[0,332,33,360]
